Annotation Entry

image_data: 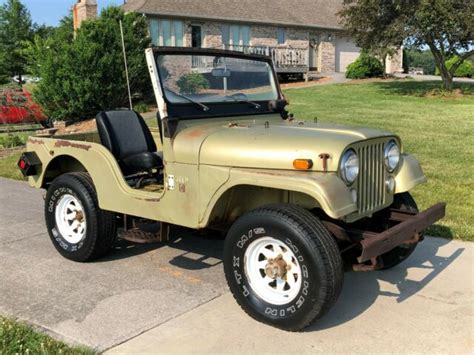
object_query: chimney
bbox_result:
[73,0,98,31]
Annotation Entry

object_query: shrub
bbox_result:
[0,134,26,148]
[345,52,383,79]
[27,7,152,122]
[133,102,150,114]
[435,56,473,78]
[176,73,210,94]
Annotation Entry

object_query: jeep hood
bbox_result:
[173,117,396,172]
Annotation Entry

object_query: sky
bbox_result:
[0,0,125,26]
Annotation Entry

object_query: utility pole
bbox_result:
[119,20,133,111]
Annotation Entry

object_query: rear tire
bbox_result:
[224,204,343,331]
[45,172,116,262]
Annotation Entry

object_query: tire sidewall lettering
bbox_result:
[236,227,265,249]
[46,186,86,252]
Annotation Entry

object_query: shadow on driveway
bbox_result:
[310,237,464,331]
[99,227,224,271]
[96,227,463,332]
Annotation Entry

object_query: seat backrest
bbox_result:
[96,110,157,160]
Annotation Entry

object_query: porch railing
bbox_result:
[224,44,308,70]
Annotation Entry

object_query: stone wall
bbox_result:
[202,22,224,48]
[385,47,404,74]
[182,21,310,50]
[251,26,308,48]
[319,32,336,73]
[152,18,342,73]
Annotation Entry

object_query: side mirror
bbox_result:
[268,99,288,112]
[268,99,290,120]
[212,68,231,78]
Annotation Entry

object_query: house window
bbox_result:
[149,19,184,47]
[222,24,251,47]
[277,28,286,44]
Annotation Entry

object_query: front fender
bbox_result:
[200,168,357,226]
[394,153,427,193]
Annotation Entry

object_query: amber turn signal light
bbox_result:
[293,159,313,170]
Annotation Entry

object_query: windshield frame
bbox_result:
[152,47,284,120]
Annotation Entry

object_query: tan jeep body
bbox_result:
[24,47,428,230]
[18,47,446,331]
[25,114,425,229]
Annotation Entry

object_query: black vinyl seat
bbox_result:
[96,110,163,176]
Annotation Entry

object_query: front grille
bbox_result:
[356,142,386,214]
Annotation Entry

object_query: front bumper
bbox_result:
[323,202,446,264]
[358,203,446,263]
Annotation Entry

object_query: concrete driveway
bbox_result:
[394,73,474,83]
[0,178,472,353]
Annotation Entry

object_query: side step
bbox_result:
[119,220,170,244]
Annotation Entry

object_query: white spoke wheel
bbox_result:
[224,204,343,331]
[244,237,302,305]
[45,172,116,262]
[55,194,87,244]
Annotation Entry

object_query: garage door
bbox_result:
[335,37,360,72]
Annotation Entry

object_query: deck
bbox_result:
[224,45,309,74]
[189,45,309,75]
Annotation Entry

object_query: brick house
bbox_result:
[74,0,403,75]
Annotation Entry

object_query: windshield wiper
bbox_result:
[165,89,210,112]
[225,94,261,109]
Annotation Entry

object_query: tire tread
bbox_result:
[225,203,343,331]
[45,172,116,262]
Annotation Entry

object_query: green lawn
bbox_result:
[0,151,25,180]
[284,80,474,241]
[0,317,94,355]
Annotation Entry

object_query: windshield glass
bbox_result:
[156,54,279,104]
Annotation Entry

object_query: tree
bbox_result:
[0,0,33,84]
[339,0,474,90]
[436,56,474,78]
[0,51,9,84]
[32,23,55,40]
[28,7,152,121]
[403,49,437,75]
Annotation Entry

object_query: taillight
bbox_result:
[17,152,42,177]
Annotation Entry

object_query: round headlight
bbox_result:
[340,149,359,185]
[384,140,400,172]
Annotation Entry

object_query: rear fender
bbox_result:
[26,137,168,221]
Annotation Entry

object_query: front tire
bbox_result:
[224,204,343,331]
[378,192,420,269]
[45,172,116,262]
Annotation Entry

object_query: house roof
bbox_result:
[123,0,344,30]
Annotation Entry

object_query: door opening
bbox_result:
[191,26,202,48]
[309,33,320,71]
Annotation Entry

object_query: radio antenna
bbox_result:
[119,20,133,110]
